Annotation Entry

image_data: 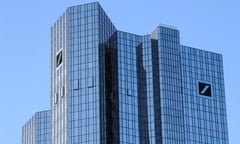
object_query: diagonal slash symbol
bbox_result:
[57,53,62,64]
[57,52,62,65]
[200,85,209,95]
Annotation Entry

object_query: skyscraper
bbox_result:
[23,1,229,144]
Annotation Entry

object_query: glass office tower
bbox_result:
[22,110,50,144]
[51,2,116,144]
[23,1,229,144]
[180,46,228,143]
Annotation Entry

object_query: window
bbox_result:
[88,77,94,88]
[73,80,79,90]
[54,93,58,104]
[127,89,132,96]
[60,86,65,97]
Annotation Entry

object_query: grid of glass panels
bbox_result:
[35,111,50,144]
[68,3,99,144]
[180,46,229,144]
[139,34,163,144]
[155,26,185,143]
[24,2,230,144]
[141,35,156,144]
[97,4,117,143]
[117,31,141,143]
[67,2,116,144]
[22,110,50,144]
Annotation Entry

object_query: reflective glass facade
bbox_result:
[117,31,141,143]
[22,110,50,144]
[51,2,117,144]
[23,1,229,144]
[180,46,229,143]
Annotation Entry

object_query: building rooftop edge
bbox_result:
[157,24,178,30]
[181,44,223,56]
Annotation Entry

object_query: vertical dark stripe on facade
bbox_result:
[137,43,150,144]
[105,45,113,144]
[105,32,119,144]
[111,33,119,144]
[151,39,162,143]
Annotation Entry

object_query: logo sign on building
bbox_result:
[198,82,212,97]
[56,51,62,67]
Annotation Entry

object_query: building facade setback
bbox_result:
[22,2,229,144]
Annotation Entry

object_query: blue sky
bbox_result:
[0,0,239,143]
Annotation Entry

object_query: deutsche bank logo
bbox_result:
[198,82,212,97]
[56,51,62,68]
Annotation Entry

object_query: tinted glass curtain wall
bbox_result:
[22,2,229,144]
[22,110,50,144]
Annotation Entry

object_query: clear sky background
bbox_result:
[0,0,239,143]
